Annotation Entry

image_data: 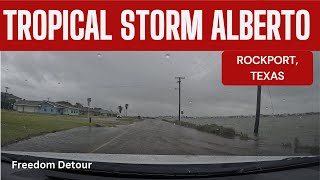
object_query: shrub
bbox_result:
[239,132,249,140]
[166,120,236,139]
[220,127,236,138]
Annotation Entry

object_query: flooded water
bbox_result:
[178,114,319,154]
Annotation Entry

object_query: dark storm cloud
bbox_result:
[1,51,319,116]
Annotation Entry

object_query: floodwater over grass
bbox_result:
[1,110,141,146]
[165,114,319,155]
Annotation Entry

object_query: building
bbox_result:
[100,109,117,116]
[14,100,42,113]
[14,100,80,115]
[80,107,117,116]
[80,107,101,116]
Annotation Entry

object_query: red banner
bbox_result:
[0,1,319,51]
[222,51,313,85]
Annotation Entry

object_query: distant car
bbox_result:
[116,115,122,118]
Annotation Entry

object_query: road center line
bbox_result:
[89,130,129,153]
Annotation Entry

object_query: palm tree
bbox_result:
[125,104,129,116]
[118,105,123,115]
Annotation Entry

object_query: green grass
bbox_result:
[1,110,140,146]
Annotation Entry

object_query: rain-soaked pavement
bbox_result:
[3,119,283,155]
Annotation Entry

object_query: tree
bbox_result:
[118,105,123,115]
[125,104,129,116]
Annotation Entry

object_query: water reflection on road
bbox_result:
[3,118,317,155]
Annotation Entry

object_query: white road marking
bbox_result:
[90,130,129,153]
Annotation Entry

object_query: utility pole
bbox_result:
[175,77,185,121]
[3,87,9,109]
[254,85,262,136]
[87,98,91,123]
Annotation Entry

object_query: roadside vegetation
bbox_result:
[162,119,250,140]
[1,110,141,146]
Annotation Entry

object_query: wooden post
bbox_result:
[254,85,262,136]
[175,77,185,121]
[87,98,91,123]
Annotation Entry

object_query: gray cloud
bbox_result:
[1,51,319,116]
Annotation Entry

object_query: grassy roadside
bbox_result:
[162,119,250,140]
[1,110,141,146]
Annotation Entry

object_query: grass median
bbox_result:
[1,110,141,146]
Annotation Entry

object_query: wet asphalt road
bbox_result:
[3,119,273,155]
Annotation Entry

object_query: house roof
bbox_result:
[56,101,74,107]
[44,101,65,108]
[15,100,79,110]
[56,104,78,110]
[46,101,79,110]
[80,107,96,112]
[15,100,42,107]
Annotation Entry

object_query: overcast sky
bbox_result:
[1,51,319,117]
